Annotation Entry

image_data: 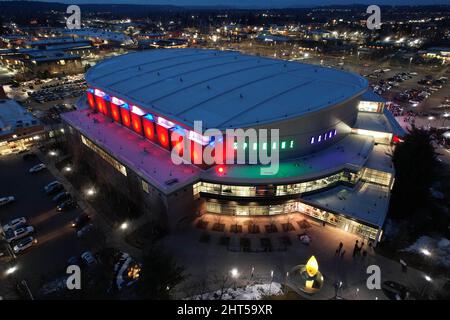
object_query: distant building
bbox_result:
[421,47,450,62]
[62,29,134,47]
[0,99,45,155]
[0,49,83,77]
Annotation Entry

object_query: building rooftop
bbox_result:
[201,134,376,185]
[86,49,368,130]
[361,90,386,103]
[303,182,390,227]
[62,109,201,195]
[354,112,395,133]
[0,99,40,136]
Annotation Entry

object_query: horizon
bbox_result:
[1,0,449,8]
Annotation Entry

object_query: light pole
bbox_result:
[421,275,433,299]
[268,270,274,295]
[284,272,289,295]
[442,113,449,127]
[231,268,239,290]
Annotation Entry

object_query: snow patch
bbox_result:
[402,236,450,268]
[188,282,283,300]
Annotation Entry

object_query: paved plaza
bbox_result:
[162,213,438,300]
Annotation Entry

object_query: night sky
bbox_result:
[28,0,450,7]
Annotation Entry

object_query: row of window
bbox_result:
[204,199,379,240]
[232,140,295,151]
[310,129,337,145]
[193,170,361,198]
[81,134,127,176]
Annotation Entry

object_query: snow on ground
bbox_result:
[188,282,283,300]
[402,236,450,268]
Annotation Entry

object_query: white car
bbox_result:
[6,225,34,243]
[0,196,15,206]
[29,163,46,173]
[2,217,27,232]
[13,236,37,254]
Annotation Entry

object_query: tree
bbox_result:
[135,246,185,299]
[390,128,439,219]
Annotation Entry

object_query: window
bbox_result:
[81,135,127,176]
[142,180,149,194]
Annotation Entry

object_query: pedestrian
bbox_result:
[335,248,340,256]
[352,244,358,258]
[340,250,346,259]
[339,242,343,251]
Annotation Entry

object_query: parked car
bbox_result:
[13,236,38,254]
[67,256,81,266]
[76,224,94,238]
[52,191,71,203]
[71,213,91,229]
[6,225,34,243]
[57,199,77,212]
[29,163,46,173]
[0,196,15,206]
[2,217,27,232]
[44,181,64,195]
[81,251,97,266]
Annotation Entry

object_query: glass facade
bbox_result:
[204,199,379,240]
[358,101,383,113]
[361,168,392,187]
[193,170,361,199]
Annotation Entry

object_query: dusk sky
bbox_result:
[26,0,450,8]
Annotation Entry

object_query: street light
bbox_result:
[421,248,431,256]
[268,270,274,295]
[64,166,72,172]
[5,266,18,275]
[120,222,128,230]
[230,268,239,290]
[85,187,95,197]
[424,275,432,282]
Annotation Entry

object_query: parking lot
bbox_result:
[0,152,94,296]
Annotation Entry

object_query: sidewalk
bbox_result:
[39,152,143,260]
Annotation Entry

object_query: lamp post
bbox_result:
[230,268,239,290]
[442,113,449,127]
[284,272,289,295]
[268,270,274,295]
[421,275,433,299]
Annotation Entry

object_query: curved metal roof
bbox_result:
[86,48,368,129]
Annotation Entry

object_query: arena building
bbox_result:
[61,49,404,244]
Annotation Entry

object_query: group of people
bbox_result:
[335,240,372,260]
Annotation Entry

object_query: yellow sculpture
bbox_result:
[305,256,319,277]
